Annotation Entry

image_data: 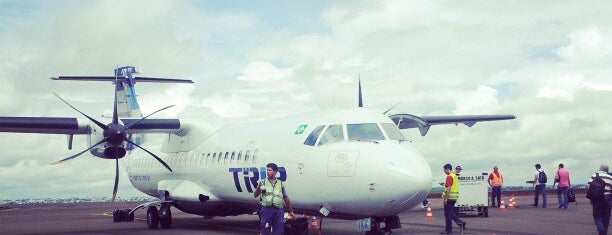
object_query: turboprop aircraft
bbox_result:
[0,66,515,235]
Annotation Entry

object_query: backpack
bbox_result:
[538,170,547,184]
[586,173,605,202]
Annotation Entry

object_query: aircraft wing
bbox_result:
[0,117,183,135]
[0,117,90,134]
[389,114,516,136]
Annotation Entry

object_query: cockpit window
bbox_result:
[318,124,344,146]
[347,123,385,141]
[303,125,324,146]
[381,123,406,140]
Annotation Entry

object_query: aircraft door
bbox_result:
[327,150,359,177]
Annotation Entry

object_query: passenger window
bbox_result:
[231,151,236,164]
[237,151,243,161]
[206,153,210,165]
[381,123,406,140]
[304,125,324,146]
[218,152,222,164]
[252,149,258,163]
[245,150,251,163]
[212,153,217,165]
[224,152,229,164]
[347,123,385,141]
[319,124,344,146]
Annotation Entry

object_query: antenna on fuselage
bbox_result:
[358,73,363,108]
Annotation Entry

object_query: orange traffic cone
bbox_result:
[309,216,322,235]
[425,205,434,220]
[310,216,319,230]
[499,200,506,211]
[508,198,515,209]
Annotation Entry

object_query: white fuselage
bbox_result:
[124,108,432,219]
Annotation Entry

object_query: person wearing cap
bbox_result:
[488,166,504,207]
[455,166,463,176]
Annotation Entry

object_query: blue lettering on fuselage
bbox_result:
[229,167,286,193]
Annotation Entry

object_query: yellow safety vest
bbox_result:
[442,173,459,200]
[260,178,284,209]
[490,172,503,187]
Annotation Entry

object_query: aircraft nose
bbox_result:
[378,146,432,213]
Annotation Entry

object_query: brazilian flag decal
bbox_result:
[294,125,308,135]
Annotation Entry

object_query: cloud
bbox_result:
[237,61,295,82]
[2,1,612,199]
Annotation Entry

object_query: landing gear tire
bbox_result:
[112,209,133,222]
[146,206,159,229]
[112,209,124,222]
[159,205,172,229]
[365,216,398,235]
[483,206,489,217]
[379,227,392,235]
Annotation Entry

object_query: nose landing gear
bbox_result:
[365,215,401,235]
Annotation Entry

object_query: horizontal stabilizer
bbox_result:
[0,117,89,134]
[51,76,193,83]
[389,114,516,136]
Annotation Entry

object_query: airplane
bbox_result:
[0,66,515,235]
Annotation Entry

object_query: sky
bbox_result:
[0,0,611,200]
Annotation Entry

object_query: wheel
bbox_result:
[146,206,159,229]
[483,206,489,217]
[159,206,172,229]
[378,227,392,235]
[124,209,134,222]
[112,209,123,222]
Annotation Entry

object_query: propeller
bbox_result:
[51,80,173,202]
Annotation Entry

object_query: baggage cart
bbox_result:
[454,173,489,217]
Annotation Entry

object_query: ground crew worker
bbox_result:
[488,166,504,207]
[441,163,466,234]
[254,163,295,235]
[455,165,462,176]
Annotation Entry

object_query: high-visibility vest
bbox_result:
[490,172,503,187]
[442,173,459,200]
[260,178,284,209]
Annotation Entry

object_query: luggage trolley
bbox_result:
[454,173,489,217]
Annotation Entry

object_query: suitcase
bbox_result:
[568,188,576,203]
[284,217,309,235]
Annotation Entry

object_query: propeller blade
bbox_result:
[111,149,119,202]
[383,101,404,115]
[125,105,175,130]
[125,139,173,172]
[112,79,119,125]
[51,137,108,165]
[53,92,107,129]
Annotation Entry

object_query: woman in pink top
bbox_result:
[553,163,571,209]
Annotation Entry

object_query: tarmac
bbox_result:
[0,192,608,235]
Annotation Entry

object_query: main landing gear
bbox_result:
[112,202,173,230]
[146,203,173,229]
[365,215,401,235]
